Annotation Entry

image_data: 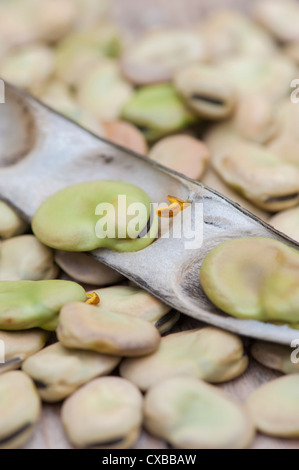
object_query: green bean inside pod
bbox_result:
[32,180,158,252]
[200,237,299,323]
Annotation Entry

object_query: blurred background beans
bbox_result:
[148,134,210,179]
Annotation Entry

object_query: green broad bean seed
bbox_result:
[0,329,49,374]
[269,207,299,243]
[200,237,299,323]
[254,0,299,43]
[148,134,210,180]
[61,377,143,449]
[55,251,124,286]
[77,59,133,121]
[120,29,207,86]
[0,235,58,281]
[144,377,255,449]
[57,301,161,356]
[22,342,120,402]
[174,64,236,120]
[121,84,197,142]
[32,180,158,252]
[251,341,299,375]
[0,371,41,449]
[0,201,28,239]
[0,280,86,331]
[246,374,299,437]
[120,327,248,391]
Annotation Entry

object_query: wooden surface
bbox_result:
[23,0,299,449]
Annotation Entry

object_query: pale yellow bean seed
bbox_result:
[246,374,299,437]
[57,301,161,356]
[22,342,120,402]
[0,371,41,449]
[61,377,143,449]
[144,377,255,449]
[120,327,248,391]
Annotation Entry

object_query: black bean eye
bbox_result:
[155,311,176,329]
[265,193,299,203]
[137,125,151,134]
[85,437,125,449]
[137,205,155,239]
[190,94,225,106]
[33,380,48,389]
[0,423,32,446]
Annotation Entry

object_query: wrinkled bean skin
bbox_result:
[200,237,299,323]
[61,377,143,449]
[22,342,120,402]
[0,280,86,331]
[246,374,299,438]
[144,377,255,449]
[57,301,161,356]
[0,371,41,449]
[32,180,158,252]
[120,327,248,391]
